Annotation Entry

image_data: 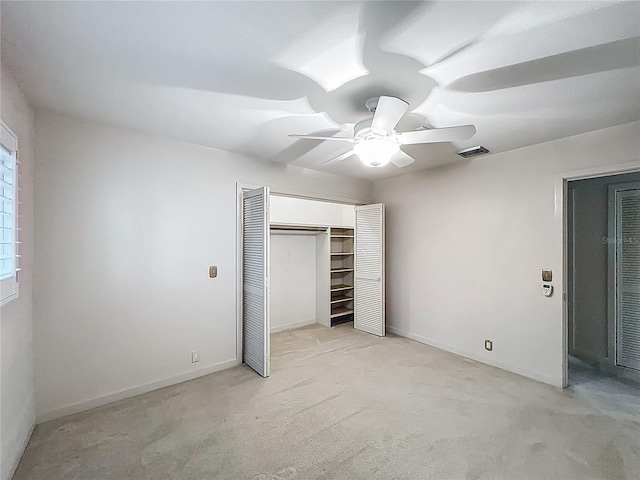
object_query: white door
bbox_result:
[242,187,270,377]
[355,204,385,336]
[615,186,640,370]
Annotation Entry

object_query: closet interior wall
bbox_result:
[270,229,321,333]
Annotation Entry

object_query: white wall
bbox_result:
[0,66,35,480]
[33,110,370,421]
[372,121,640,387]
[270,234,317,332]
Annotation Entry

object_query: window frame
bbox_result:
[1,121,19,305]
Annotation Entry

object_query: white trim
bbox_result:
[555,161,640,388]
[387,326,559,387]
[271,318,316,333]
[0,121,18,152]
[36,358,239,423]
[4,423,34,480]
[0,285,19,306]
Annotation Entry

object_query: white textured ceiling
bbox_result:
[2,1,639,180]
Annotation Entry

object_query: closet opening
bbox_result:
[237,185,385,378]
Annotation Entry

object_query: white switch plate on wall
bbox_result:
[191,350,200,363]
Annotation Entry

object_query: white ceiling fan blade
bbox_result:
[289,134,354,142]
[322,150,355,166]
[390,150,415,168]
[370,96,410,133]
[396,125,476,145]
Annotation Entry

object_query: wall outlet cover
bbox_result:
[484,340,493,351]
[209,266,218,278]
[191,350,200,363]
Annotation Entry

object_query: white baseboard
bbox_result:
[3,422,35,480]
[271,319,316,333]
[36,358,240,424]
[387,326,559,387]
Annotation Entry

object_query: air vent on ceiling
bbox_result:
[457,145,489,158]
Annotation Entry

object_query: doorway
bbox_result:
[566,171,640,387]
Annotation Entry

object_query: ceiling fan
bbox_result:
[289,96,476,168]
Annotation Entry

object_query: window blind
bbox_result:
[0,145,16,279]
[0,122,19,302]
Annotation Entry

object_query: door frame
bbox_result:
[557,161,640,387]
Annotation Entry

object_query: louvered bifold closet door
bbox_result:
[616,188,640,370]
[355,204,385,336]
[243,187,270,377]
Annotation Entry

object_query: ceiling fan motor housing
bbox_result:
[354,117,395,141]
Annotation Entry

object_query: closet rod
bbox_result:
[270,224,328,233]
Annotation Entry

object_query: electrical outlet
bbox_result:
[484,340,493,351]
[191,350,200,363]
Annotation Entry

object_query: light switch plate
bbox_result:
[542,269,552,282]
[209,266,218,278]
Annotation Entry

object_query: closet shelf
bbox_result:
[328,226,355,325]
[331,284,354,292]
[330,307,354,318]
[331,295,353,304]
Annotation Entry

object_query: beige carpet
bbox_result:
[13,323,640,479]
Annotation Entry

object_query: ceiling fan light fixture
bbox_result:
[354,137,399,168]
[290,95,475,170]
